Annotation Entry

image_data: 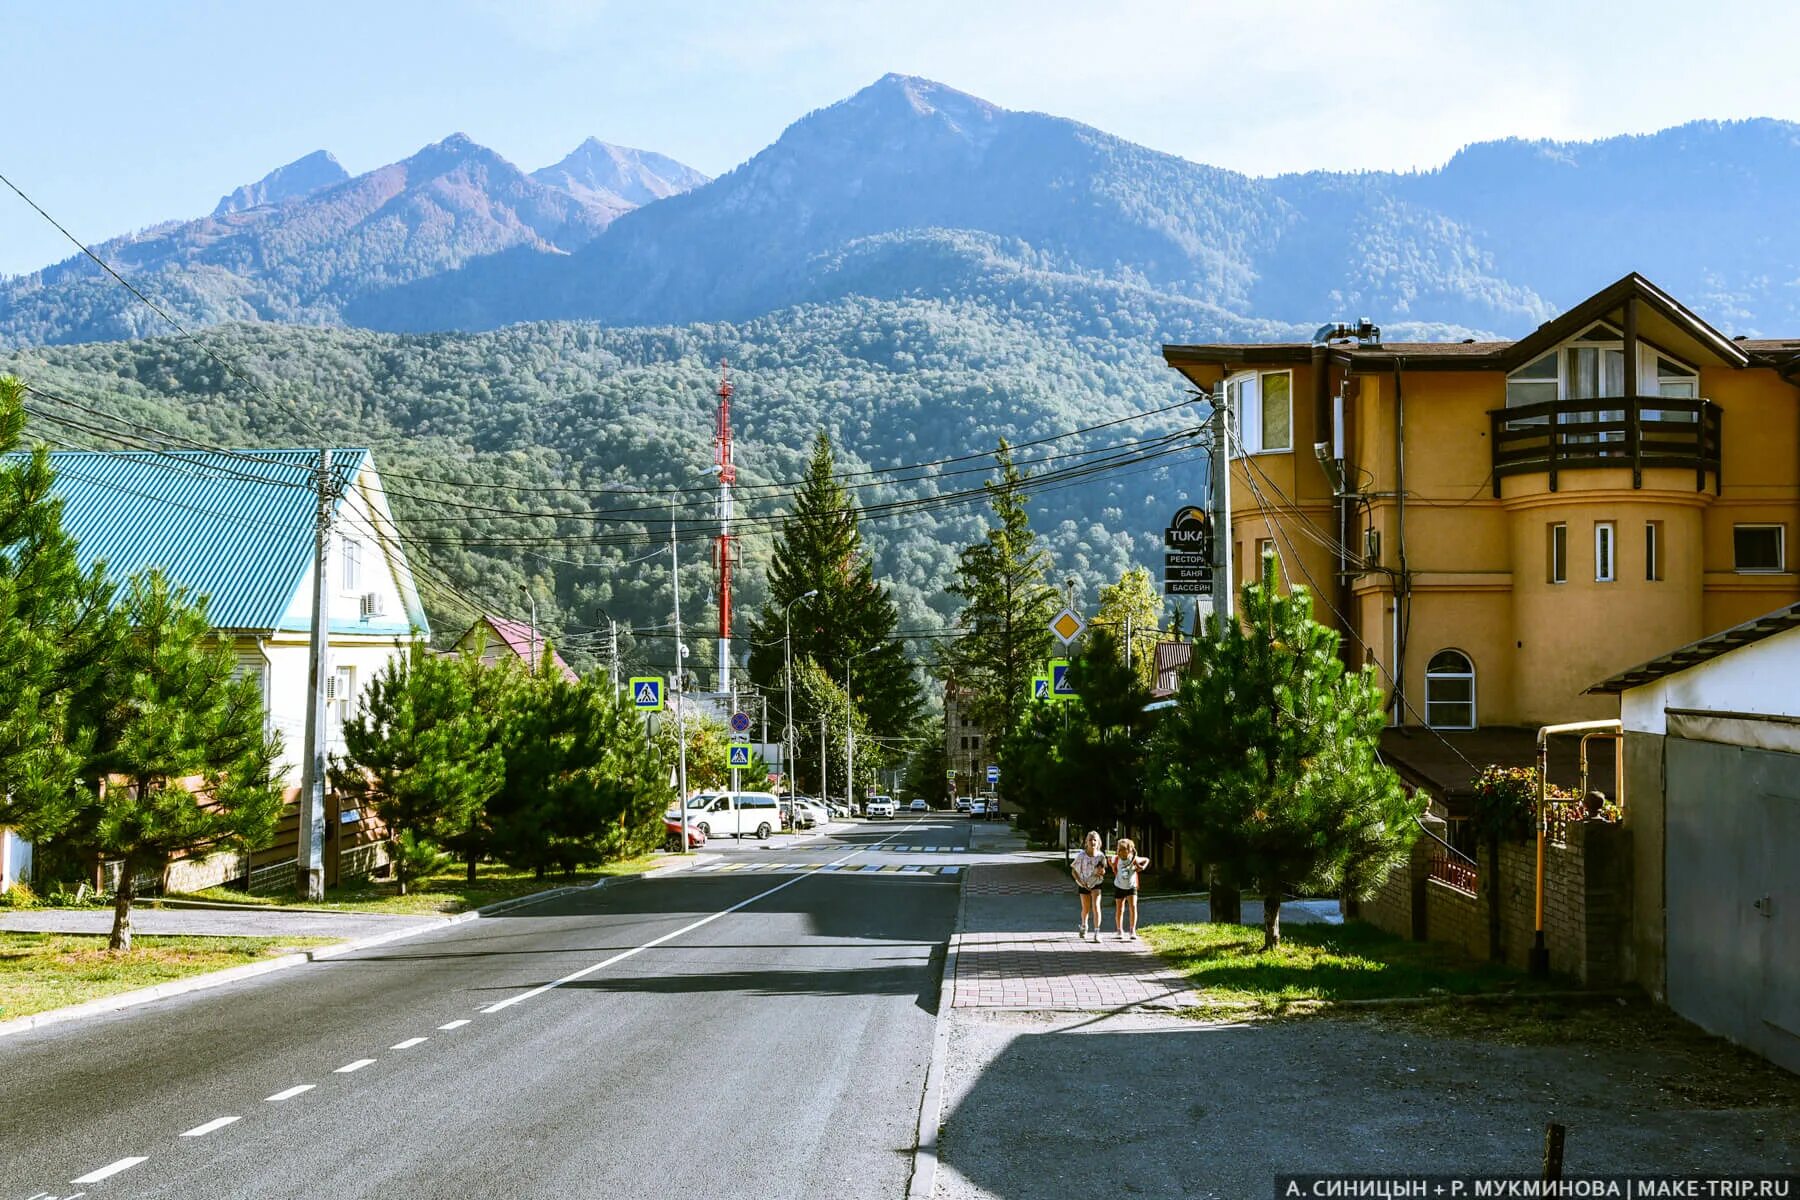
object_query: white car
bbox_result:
[866,796,897,818]
[969,799,987,817]
[909,799,928,813]
[671,791,782,839]
[955,797,973,814]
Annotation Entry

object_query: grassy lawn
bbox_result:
[1142,918,1552,1018]
[174,853,664,917]
[0,932,341,1022]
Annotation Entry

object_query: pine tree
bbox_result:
[940,442,1058,739]
[332,644,502,895]
[1149,554,1417,948]
[745,431,920,741]
[84,571,285,949]
[0,376,118,845]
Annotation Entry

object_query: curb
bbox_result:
[0,878,607,1039]
[907,858,970,1200]
[643,852,721,879]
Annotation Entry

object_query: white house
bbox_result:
[0,447,429,891]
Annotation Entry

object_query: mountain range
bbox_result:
[8,74,1800,347]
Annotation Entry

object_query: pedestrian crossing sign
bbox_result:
[1049,659,1075,700]
[727,743,752,769]
[1031,673,1051,700]
[630,676,664,711]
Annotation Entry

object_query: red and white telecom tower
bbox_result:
[713,360,738,693]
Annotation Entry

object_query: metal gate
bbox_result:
[1665,735,1800,1072]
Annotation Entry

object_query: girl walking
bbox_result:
[1070,831,1108,941]
[1109,837,1149,940]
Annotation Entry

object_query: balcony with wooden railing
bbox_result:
[1490,397,1721,496]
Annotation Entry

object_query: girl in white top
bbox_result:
[1110,837,1150,941]
[1070,831,1108,942]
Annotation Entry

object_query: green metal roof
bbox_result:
[19,448,426,636]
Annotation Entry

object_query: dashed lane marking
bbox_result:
[437,1020,470,1030]
[265,1085,314,1102]
[390,1037,428,1049]
[71,1157,146,1184]
[334,1059,375,1074]
[179,1117,239,1138]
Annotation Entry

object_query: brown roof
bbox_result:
[1380,725,1618,810]
[1149,640,1194,699]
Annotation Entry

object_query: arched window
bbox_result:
[1425,650,1476,730]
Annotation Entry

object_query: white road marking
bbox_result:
[390,1036,428,1049]
[71,1158,146,1184]
[437,1019,470,1030]
[481,821,924,1015]
[179,1116,240,1138]
[265,1084,314,1102]
[334,1058,376,1074]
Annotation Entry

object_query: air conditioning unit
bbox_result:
[359,592,384,619]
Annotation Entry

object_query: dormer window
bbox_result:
[1505,324,1698,413]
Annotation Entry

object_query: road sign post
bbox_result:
[630,677,665,712]
[1048,607,1085,646]
[1031,673,1051,701]
[1049,658,1075,700]
[727,743,753,770]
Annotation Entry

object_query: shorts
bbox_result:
[1076,883,1101,895]
[1112,887,1137,900]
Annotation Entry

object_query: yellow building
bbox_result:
[1163,274,1800,733]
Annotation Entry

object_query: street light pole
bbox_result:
[846,644,880,811]
[519,584,538,673]
[784,590,818,827]
[672,526,690,853]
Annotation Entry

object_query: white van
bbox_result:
[672,791,782,840]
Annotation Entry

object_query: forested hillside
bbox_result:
[2,285,1262,675]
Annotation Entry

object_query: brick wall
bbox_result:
[1353,817,1632,986]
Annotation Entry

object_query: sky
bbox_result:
[6,0,1800,276]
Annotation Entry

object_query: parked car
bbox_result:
[909,798,928,813]
[969,799,987,817]
[663,814,707,851]
[866,795,897,818]
[669,791,782,839]
[826,801,851,821]
[955,797,973,814]
[796,801,830,828]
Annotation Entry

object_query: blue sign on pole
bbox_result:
[728,743,753,769]
[730,711,752,735]
[630,676,664,711]
[1050,659,1075,699]
[986,764,1000,785]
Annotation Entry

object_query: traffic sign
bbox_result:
[1031,673,1051,700]
[945,768,957,779]
[727,743,753,769]
[1049,658,1075,699]
[630,676,664,711]
[986,764,999,784]
[1049,607,1085,645]
[730,711,752,735]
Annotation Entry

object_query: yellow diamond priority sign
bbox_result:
[1049,607,1085,645]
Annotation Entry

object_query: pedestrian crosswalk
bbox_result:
[882,845,965,853]
[686,861,964,877]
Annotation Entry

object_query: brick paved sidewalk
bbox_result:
[950,861,1198,1012]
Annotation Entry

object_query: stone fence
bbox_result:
[1348,814,1632,986]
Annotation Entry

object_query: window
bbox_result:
[1548,523,1567,584]
[959,736,969,751]
[1646,521,1662,582]
[1506,351,1557,409]
[1734,525,1785,573]
[1425,650,1476,730]
[334,665,356,725]
[970,736,981,751]
[1594,522,1616,583]
[1225,370,1292,454]
[341,538,362,593]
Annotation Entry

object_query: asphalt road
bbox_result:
[1,816,983,1200]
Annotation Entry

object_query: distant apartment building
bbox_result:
[1162,274,1800,774]
[942,681,990,792]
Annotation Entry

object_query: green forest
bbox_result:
[0,291,1215,684]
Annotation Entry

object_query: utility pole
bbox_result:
[520,584,538,673]
[609,618,620,700]
[672,526,690,852]
[783,590,816,816]
[729,678,740,795]
[819,717,829,809]
[1212,385,1234,639]
[296,448,332,902]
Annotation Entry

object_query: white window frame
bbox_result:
[341,537,362,594]
[1645,521,1661,582]
[1506,326,1699,417]
[1733,524,1786,574]
[1595,521,1616,583]
[1549,523,1567,585]
[1225,369,1292,456]
[1424,649,1477,731]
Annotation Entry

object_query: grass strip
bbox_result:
[0,932,341,1021]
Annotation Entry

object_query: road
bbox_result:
[1,815,988,1200]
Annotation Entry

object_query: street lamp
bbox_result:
[784,590,819,823]
[846,644,881,813]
